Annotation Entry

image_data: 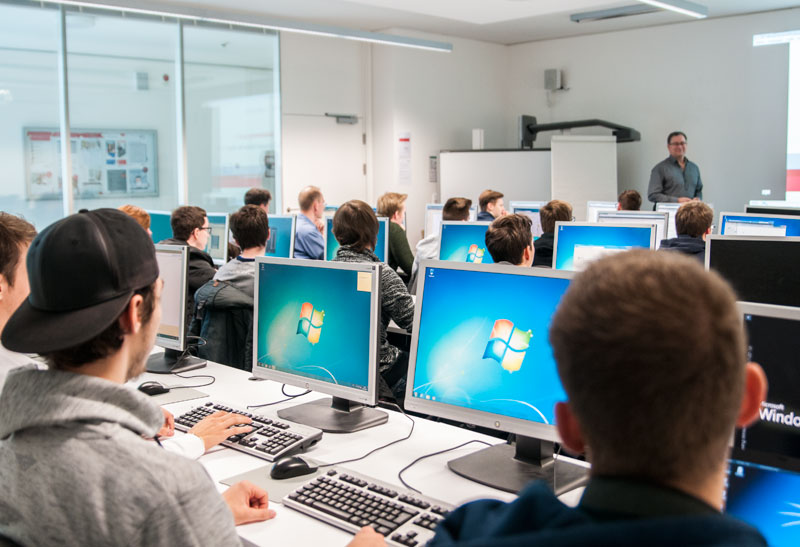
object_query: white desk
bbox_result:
[137,360,585,546]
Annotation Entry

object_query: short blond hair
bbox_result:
[377,192,407,219]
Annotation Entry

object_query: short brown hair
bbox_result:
[45,283,157,370]
[118,204,151,230]
[676,201,713,238]
[377,192,407,219]
[479,190,504,212]
[550,250,745,485]
[332,200,379,253]
[0,213,36,287]
[230,205,269,250]
[244,188,272,207]
[170,206,207,241]
[617,190,642,211]
[442,197,472,221]
[298,186,323,212]
[540,200,572,233]
[485,214,532,265]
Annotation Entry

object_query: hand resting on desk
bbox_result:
[222,480,277,525]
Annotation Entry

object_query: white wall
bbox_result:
[506,9,797,215]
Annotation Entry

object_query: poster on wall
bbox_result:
[24,128,158,200]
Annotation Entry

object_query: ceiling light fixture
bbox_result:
[571,5,659,23]
[636,0,708,19]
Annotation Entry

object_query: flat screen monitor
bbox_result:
[745,205,800,217]
[719,212,800,237]
[706,236,800,308]
[324,217,388,262]
[733,303,800,471]
[146,244,206,374]
[585,201,617,222]
[206,212,230,265]
[438,221,494,264]
[510,201,545,239]
[147,209,172,244]
[596,211,669,248]
[655,202,681,240]
[265,214,296,258]
[553,222,656,271]
[252,257,385,432]
[725,459,800,547]
[406,261,586,494]
[424,203,478,238]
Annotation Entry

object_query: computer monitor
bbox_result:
[438,221,494,264]
[146,244,207,374]
[585,201,617,222]
[265,214,296,258]
[324,217,389,262]
[405,261,587,494]
[655,202,681,239]
[510,201,546,239]
[745,205,800,217]
[732,303,800,472]
[252,257,386,433]
[705,236,800,308]
[719,212,800,237]
[596,211,669,248]
[147,209,172,244]
[205,212,230,265]
[553,222,656,271]
[424,203,478,238]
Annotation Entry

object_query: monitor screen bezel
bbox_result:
[744,205,800,217]
[251,256,381,406]
[509,201,546,210]
[718,211,800,236]
[404,259,575,442]
[552,221,657,271]
[437,220,493,261]
[704,234,800,272]
[264,214,296,258]
[595,210,669,247]
[205,211,230,265]
[324,216,389,262]
[153,243,189,352]
[585,200,618,222]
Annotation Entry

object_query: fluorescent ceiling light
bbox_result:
[40,0,453,52]
[754,30,800,47]
[636,0,708,19]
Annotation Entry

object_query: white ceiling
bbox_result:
[157,0,800,45]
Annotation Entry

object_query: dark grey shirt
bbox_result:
[648,156,703,203]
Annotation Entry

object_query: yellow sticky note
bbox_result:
[357,271,372,292]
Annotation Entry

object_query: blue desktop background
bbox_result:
[255,262,372,391]
[439,223,494,264]
[265,216,294,258]
[554,224,653,271]
[325,217,387,261]
[721,214,800,236]
[148,210,172,243]
[411,266,570,425]
[725,460,800,546]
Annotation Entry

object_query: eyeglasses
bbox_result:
[199,226,213,234]
[669,141,687,147]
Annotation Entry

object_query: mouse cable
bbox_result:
[317,402,415,469]
[247,384,311,409]
[397,440,493,494]
[168,371,216,389]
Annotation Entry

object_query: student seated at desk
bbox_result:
[351,250,768,546]
[332,200,414,402]
[294,185,326,260]
[377,192,414,282]
[0,209,275,545]
[659,200,713,261]
[485,214,534,266]
[533,199,573,268]
[213,204,269,298]
[476,189,506,221]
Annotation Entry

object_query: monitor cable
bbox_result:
[397,440,493,493]
[247,384,312,409]
[167,371,216,389]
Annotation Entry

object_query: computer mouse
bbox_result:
[270,456,318,480]
[137,381,170,396]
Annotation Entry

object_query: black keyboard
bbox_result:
[174,401,323,462]
[283,467,453,546]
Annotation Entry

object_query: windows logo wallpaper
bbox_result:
[466,244,485,263]
[411,267,569,424]
[439,223,494,264]
[255,262,370,390]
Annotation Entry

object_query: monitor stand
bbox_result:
[448,435,588,495]
[278,396,388,433]
[146,349,207,374]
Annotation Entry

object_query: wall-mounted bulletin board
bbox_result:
[24,128,158,200]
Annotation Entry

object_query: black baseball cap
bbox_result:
[2,208,159,354]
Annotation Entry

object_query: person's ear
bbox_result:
[555,401,586,455]
[119,294,144,335]
[736,362,768,428]
[522,245,533,266]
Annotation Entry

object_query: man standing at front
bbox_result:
[648,131,703,205]
[294,186,325,260]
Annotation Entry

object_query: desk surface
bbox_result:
[138,359,585,546]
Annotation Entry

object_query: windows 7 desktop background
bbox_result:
[326,217,388,261]
[439,223,494,264]
[554,224,653,271]
[264,216,294,258]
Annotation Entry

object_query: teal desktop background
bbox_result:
[554,224,653,270]
[721,214,800,236]
[325,217,388,261]
[149,210,172,243]
[411,266,570,425]
[255,262,372,391]
[438,223,494,263]
[265,216,294,258]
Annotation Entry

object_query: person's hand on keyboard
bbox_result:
[157,408,175,438]
[222,480,276,525]
[189,410,254,451]
[347,526,387,546]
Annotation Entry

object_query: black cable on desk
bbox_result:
[397,440,493,493]
[168,371,216,389]
[247,384,311,409]
[317,402,415,468]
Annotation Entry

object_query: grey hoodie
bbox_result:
[0,368,240,546]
